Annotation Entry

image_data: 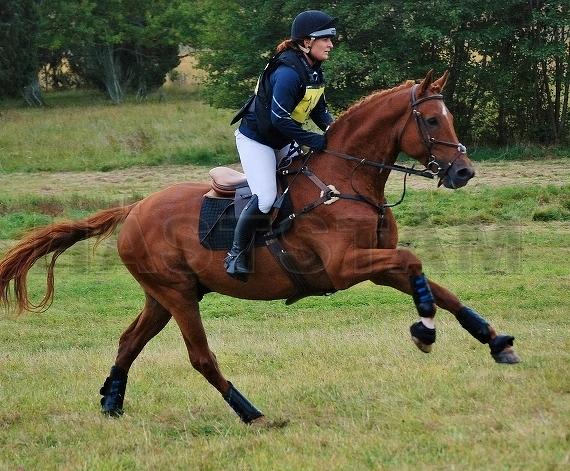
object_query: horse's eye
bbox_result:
[427,117,438,126]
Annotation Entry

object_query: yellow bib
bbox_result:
[291,86,325,124]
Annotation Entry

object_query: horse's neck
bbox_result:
[312,88,410,200]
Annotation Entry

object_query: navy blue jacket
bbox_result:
[236,49,333,150]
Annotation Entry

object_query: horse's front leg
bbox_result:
[327,246,438,350]
[372,271,520,364]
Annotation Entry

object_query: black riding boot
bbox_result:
[224,195,266,281]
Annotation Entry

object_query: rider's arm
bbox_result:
[310,94,334,132]
[270,66,326,150]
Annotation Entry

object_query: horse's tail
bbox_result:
[0,203,137,314]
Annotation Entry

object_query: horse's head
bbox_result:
[399,70,475,189]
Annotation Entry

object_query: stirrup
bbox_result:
[224,249,251,281]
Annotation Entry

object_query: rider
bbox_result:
[225,10,336,280]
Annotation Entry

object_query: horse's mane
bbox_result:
[336,80,415,121]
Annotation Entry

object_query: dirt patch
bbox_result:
[384,159,569,193]
[0,159,568,199]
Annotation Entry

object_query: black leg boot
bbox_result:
[224,195,266,281]
[100,365,128,417]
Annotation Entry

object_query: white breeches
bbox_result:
[235,129,293,214]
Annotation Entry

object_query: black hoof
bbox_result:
[101,405,124,417]
[100,367,128,417]
[492,349,521,364]
[489,335,520,364]
[410,321,436,353]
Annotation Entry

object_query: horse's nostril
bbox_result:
[456,167,475,180]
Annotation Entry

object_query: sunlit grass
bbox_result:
[0,224,568,470]
[0,89,236,172]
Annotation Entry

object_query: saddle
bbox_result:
[199,163,335,304]
[207,167,247,197]
[204,167,253,217]
[199,166,291,250]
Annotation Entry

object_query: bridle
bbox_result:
[272,83,469,232]
[406,84,467,181]
[325,84,468,182]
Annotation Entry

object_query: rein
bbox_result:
[272,84,467,234]
[321,149,436,179]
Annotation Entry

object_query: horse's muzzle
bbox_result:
[440,158,475,189]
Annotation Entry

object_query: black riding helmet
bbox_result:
[291,10,336,40]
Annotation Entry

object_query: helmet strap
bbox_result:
[298,37,314,54]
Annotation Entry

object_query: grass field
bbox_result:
[0,90,569,470]
[1,88,569,174]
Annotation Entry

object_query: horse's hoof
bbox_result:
[411,335,433,353]
[101,407,124,418]
[492,347,521,364]
[410,321,435,353]
[489,335,519,364]
[248,416,289,429]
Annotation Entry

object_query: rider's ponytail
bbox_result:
[276,39,297,53]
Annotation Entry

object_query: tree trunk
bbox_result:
[561,27,570,141]
[541,60,557,143]
[22,76,44,107]
[553,26,563,140]
[97,45,124,104]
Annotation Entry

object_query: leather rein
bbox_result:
[327,84,467,184]
[271,84,467,235]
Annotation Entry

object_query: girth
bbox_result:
[206,166,335,304]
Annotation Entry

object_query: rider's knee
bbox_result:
[257,193,276,214]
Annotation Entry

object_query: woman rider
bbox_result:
[225,10,336,280]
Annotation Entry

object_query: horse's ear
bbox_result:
[431,70,450,94]
[417,69,434,97]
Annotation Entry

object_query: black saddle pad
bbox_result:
[199,197,235,250]
[199,197,267,251]
[198,191,293,251]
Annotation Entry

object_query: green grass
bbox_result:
[0,223,568,470]
[394,184,570,227]
[469,144,570,161]
[0,89,237,173]
[0,184,567,240]
[0,90,569,469]
[1,89,568,174]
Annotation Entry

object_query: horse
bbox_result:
[0,70,519,426]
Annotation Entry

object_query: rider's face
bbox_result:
[307,37,334,62]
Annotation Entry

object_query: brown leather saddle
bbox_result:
[204,167,253,218]
[206,167,248,198]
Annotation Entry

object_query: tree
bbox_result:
[37,0,200,103]
[0,0,42,104]
[196,0,569,145]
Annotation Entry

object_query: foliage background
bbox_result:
[196,0,570,146]
[1,0,568,146]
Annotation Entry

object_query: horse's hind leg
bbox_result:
[139,282,264,424]
[373,271,520,363]
[100,294,171,416]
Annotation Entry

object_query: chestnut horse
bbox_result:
[0,71,519,425]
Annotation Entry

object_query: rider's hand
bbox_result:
[311,134,327,151]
